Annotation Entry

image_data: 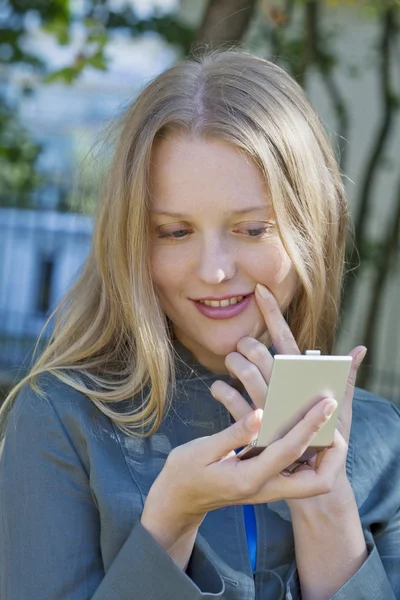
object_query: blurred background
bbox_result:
[0,0,399,405]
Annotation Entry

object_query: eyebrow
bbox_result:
[150,206,270,218]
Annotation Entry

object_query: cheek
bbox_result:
[150,247,186,294]
[150,253,169,292]
[256,244,298,303]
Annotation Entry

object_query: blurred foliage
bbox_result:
[0,0,196,209]
[1,0,195,74]
[2,0,398,212]
[250,0,400,256]
[0,97,43,208]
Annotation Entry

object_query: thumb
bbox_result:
[348,346,367,388]
[340,346,367,438]
[204,409,263,464]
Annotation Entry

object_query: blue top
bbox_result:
[235,446,257,572]
[243,504,257,572]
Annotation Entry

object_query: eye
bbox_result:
[233,223,274,237]
[245,227,269,237]
[158,228,191,240]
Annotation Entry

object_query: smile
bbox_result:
[198,295,244,307]
[192,294,253,320]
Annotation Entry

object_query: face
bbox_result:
[149,134,298,373]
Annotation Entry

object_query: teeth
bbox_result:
[220,299,231,307]
[199,295,245,307]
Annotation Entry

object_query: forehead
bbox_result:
[149,134,271,214]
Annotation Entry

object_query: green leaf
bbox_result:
[42,18,70,45]
[86,51,108,71]
[43,66,80,84]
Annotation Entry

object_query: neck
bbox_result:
[172,329,229,375]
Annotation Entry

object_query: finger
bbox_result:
[281,430,347,496]
[281,462,311,476]
[203,409,263,464]
[211,380,254,422]
[225,352,268,409]
[254,284,300,355]
[314,447,328,470]
[339,346,367,438]
[314,430,347,474]
[236,336,274,383]
[344,346,367,400]
[282,452,320,475]
[257,430,347,501]
[241,397,337,481]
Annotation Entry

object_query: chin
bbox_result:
[206,339,240,357]
[203,325,266,357]
[190,331,238,357]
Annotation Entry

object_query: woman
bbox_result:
[0,49,399,600]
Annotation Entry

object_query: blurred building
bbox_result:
[0,208,92,372]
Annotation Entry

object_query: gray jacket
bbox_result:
[1,343,399,599]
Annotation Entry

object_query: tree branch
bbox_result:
[307,0,350,173]
[357,173,400,390]
[317,59,350,173]
[342,5,399,314]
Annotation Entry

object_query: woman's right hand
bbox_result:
[141,395,339,559]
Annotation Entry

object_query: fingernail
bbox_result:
[356,348,367,364]
[256,283,271,299]
[323,399,337,418]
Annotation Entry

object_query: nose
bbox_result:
[195,235,237,284]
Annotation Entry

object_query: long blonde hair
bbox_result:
[0,48,348,442]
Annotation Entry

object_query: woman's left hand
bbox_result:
[210,283,367,511]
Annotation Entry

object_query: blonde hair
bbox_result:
[0,48,348,442]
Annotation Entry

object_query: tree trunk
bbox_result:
[296,0,318,89]
[301,0,350,172]
[194,0,258,47]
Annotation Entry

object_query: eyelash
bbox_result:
[157,226,273,240]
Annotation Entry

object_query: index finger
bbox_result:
[255,284,300,355]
